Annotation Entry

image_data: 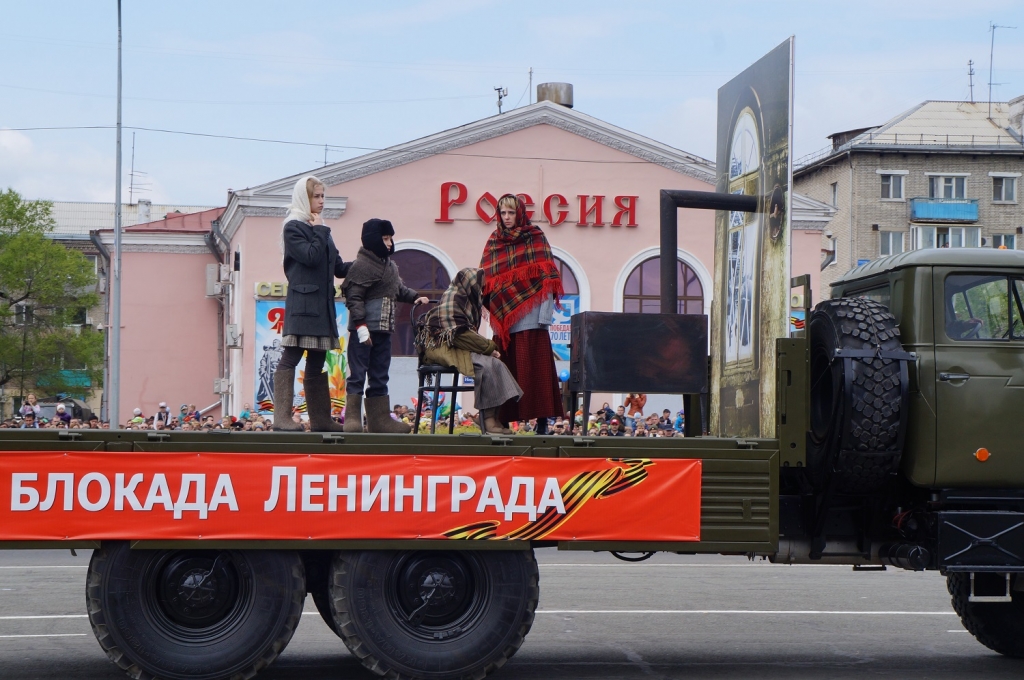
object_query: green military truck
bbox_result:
[1,248,1022,680]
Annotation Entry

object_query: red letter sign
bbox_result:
[577,195,605,227]
[476,192,498,223]
[612,195,639,227]
[517,193,535,222]
[544,194,569,226]
[436,182,467,223]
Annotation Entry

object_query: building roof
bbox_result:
[48,201,217,239]
[219,100,717,239]
[796,99,1024,173]
[831,247,1024,287]
[791,193,837,230]
[124,207,225,233]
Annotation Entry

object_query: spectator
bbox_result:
[674,409,685,434]
[608,418,626,436]
[624,393,646,423]
[154,402,172,427]
[19,393,41,419]
[54,403,72,424]
[658,409,673,431]
[239,403,252,420]
[20,412,38,429]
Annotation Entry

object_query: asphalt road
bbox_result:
[1,548,1021,680]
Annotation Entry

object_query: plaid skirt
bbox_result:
[498,328,562,423]
[281,334,339,351]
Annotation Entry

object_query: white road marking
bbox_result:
[0,633,88,639]
[538,564,890,568]
[0,615,87,620]
[537,609,957,615]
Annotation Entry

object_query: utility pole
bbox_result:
[968,60,975,103]
[495,86,508,114]
[110,0,123,428]
[988,21,1017,119]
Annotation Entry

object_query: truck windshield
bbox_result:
[944,274,1024,341]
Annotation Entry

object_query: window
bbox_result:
[852,285,891,310]
[912,226,980,249]
[880,174,903,200]
[928,176,967,199]
[993,176,1017,203]
[944,274,1024,341]
[390,250,451,356]
[14,305,32,325]
[830,182,839,207]
[622,257,704,315]
[880,231,904,256]
[554,258,579,296]
[994,234,1016,250]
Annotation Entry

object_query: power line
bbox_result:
[0,125,693,166]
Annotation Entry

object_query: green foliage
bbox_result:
[0,189,103,397]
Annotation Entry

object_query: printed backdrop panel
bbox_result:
[254,300,349,417]
[550,294,579,361]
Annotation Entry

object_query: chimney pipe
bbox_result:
[536,82,573,108]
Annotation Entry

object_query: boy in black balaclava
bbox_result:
[342,219,428,433]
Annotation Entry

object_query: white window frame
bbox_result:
[876,169,907,201]
[990,172,1020,204]
[925,172,970,200]
[993,233,1017,250]
[880,231,905,256]
[830,182,839,207]
[911,225,981,250]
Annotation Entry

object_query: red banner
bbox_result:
[0,452,701,542]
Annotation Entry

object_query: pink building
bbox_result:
[101,95,833,425]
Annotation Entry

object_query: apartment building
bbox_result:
[794,97,1024,297]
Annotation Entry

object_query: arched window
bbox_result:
[391,250,451,356]
[554,257,579,296]
[622,257,704,315]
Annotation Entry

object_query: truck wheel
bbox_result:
[87,542,305,680]
[948,573,1024,657]
[302,551,342,636]
[808,296,905,493]
[330,550,539,680]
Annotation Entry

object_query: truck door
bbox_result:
[934,270,1024,486]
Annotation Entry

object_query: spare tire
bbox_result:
[808,296,906,493]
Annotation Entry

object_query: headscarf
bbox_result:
[415,268,485,351]
[479,194,563,346]
[280,175,322,259]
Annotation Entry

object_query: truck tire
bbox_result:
[808,296,905,493]
[87,542,305,680]
[947,573,1024,657]
[302,551,342,636]
[330,549,539,680]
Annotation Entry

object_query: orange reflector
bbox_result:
[975,448,991,462]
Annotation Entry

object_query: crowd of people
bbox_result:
[1,392,686,438]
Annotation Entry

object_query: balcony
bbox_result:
[909,197,979,223]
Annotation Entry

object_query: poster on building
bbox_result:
[254,300,348,417]
[710,38,793,438]
[550,294,579,361]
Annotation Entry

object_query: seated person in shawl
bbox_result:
[415,268,523,435]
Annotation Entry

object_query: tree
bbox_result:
[0,189,103,400]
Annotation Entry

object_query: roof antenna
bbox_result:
[968,60,975,103]
[988,21,1017,119]
[495,86,508,114]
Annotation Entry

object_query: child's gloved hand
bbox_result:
[356,325,372,345]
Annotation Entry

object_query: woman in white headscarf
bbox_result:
[272,175,349,432]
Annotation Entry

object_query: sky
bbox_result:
[1,0,1022,206]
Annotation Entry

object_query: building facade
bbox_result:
[795,97,1024,299]
[95,94,828,425]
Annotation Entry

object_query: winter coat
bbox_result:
[282,219,350,338]
[342,247,419,333]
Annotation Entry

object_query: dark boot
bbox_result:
[343,394,363,433]
[365,395,411,433]
[272,367,302,431]
[305,372,344,432]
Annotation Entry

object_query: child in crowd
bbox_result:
[342,218,428,433]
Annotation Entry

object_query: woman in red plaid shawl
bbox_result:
[480,194,564,433]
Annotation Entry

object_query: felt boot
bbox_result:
[343,394,364,433]
[305,372,344,432]
[272,367,302,431]
[483,408,513,435]
[365,395,411,433]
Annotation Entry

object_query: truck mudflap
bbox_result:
[938,511,1024,572]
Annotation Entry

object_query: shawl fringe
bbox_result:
[487,276,563,347]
